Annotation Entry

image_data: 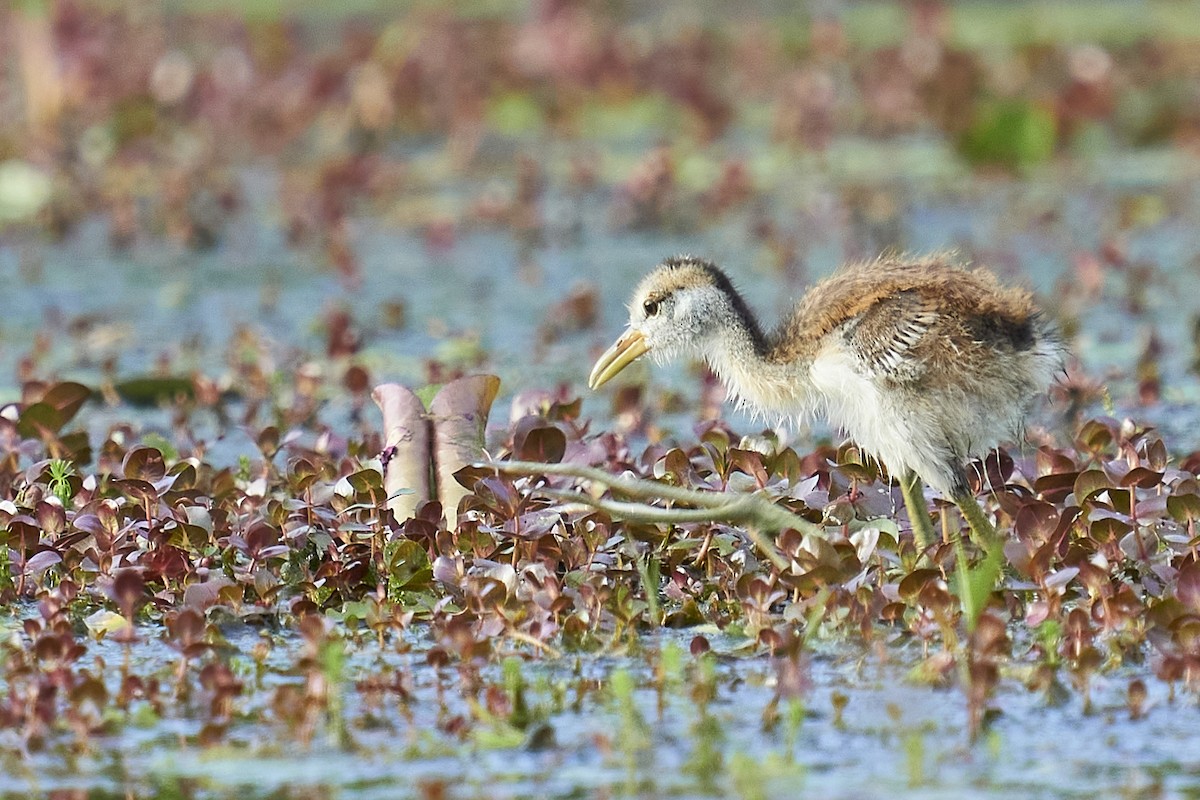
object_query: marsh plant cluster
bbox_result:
[0,376,1198,796]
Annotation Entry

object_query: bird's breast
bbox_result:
[705,348,813,422]
[808,342,947,481]
[809,345,895,446]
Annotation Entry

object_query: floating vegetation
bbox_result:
[1,374,1199,796]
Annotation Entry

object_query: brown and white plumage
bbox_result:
[589,254,1065,544]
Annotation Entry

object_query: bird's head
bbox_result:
[589,256,758,390]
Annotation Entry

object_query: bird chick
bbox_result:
[589,254,1066,548]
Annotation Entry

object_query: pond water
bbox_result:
[1,620,1195,800]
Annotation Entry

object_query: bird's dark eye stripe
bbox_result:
[643,298,660,316]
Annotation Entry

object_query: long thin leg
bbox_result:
[898,470,935,551]
[952,490,999,552]
[949,486,1005,632]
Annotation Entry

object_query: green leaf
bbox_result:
[1167,493,1200,523]
[346,468,383,493]
[16,402,64,438]
[42,382,93,426]
[384,539,432,598]
[113,376,195,407]
[471,720,527,750]
[960,100,1057,170]
[955,542,1003,632]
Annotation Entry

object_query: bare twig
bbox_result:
[538,488,757,523]
[482,459,827,569]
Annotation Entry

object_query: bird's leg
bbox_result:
[951,490,1000,553]
[898,470,935,552]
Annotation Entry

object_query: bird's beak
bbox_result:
[588,329,650,390]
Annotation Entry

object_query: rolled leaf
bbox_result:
[430,375,500,526]
[372,383,433,523]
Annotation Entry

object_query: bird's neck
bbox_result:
[701,311,815,420]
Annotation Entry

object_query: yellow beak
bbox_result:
[588,329,651,390]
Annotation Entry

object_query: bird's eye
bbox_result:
[643,298,660,317]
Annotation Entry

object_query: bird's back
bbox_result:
[768,254,1046,372]
[769,254,1064,494]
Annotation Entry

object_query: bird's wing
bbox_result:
[841,290,940,382]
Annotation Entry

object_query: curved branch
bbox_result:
[484,459,825,569]
[539,488,756,523]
